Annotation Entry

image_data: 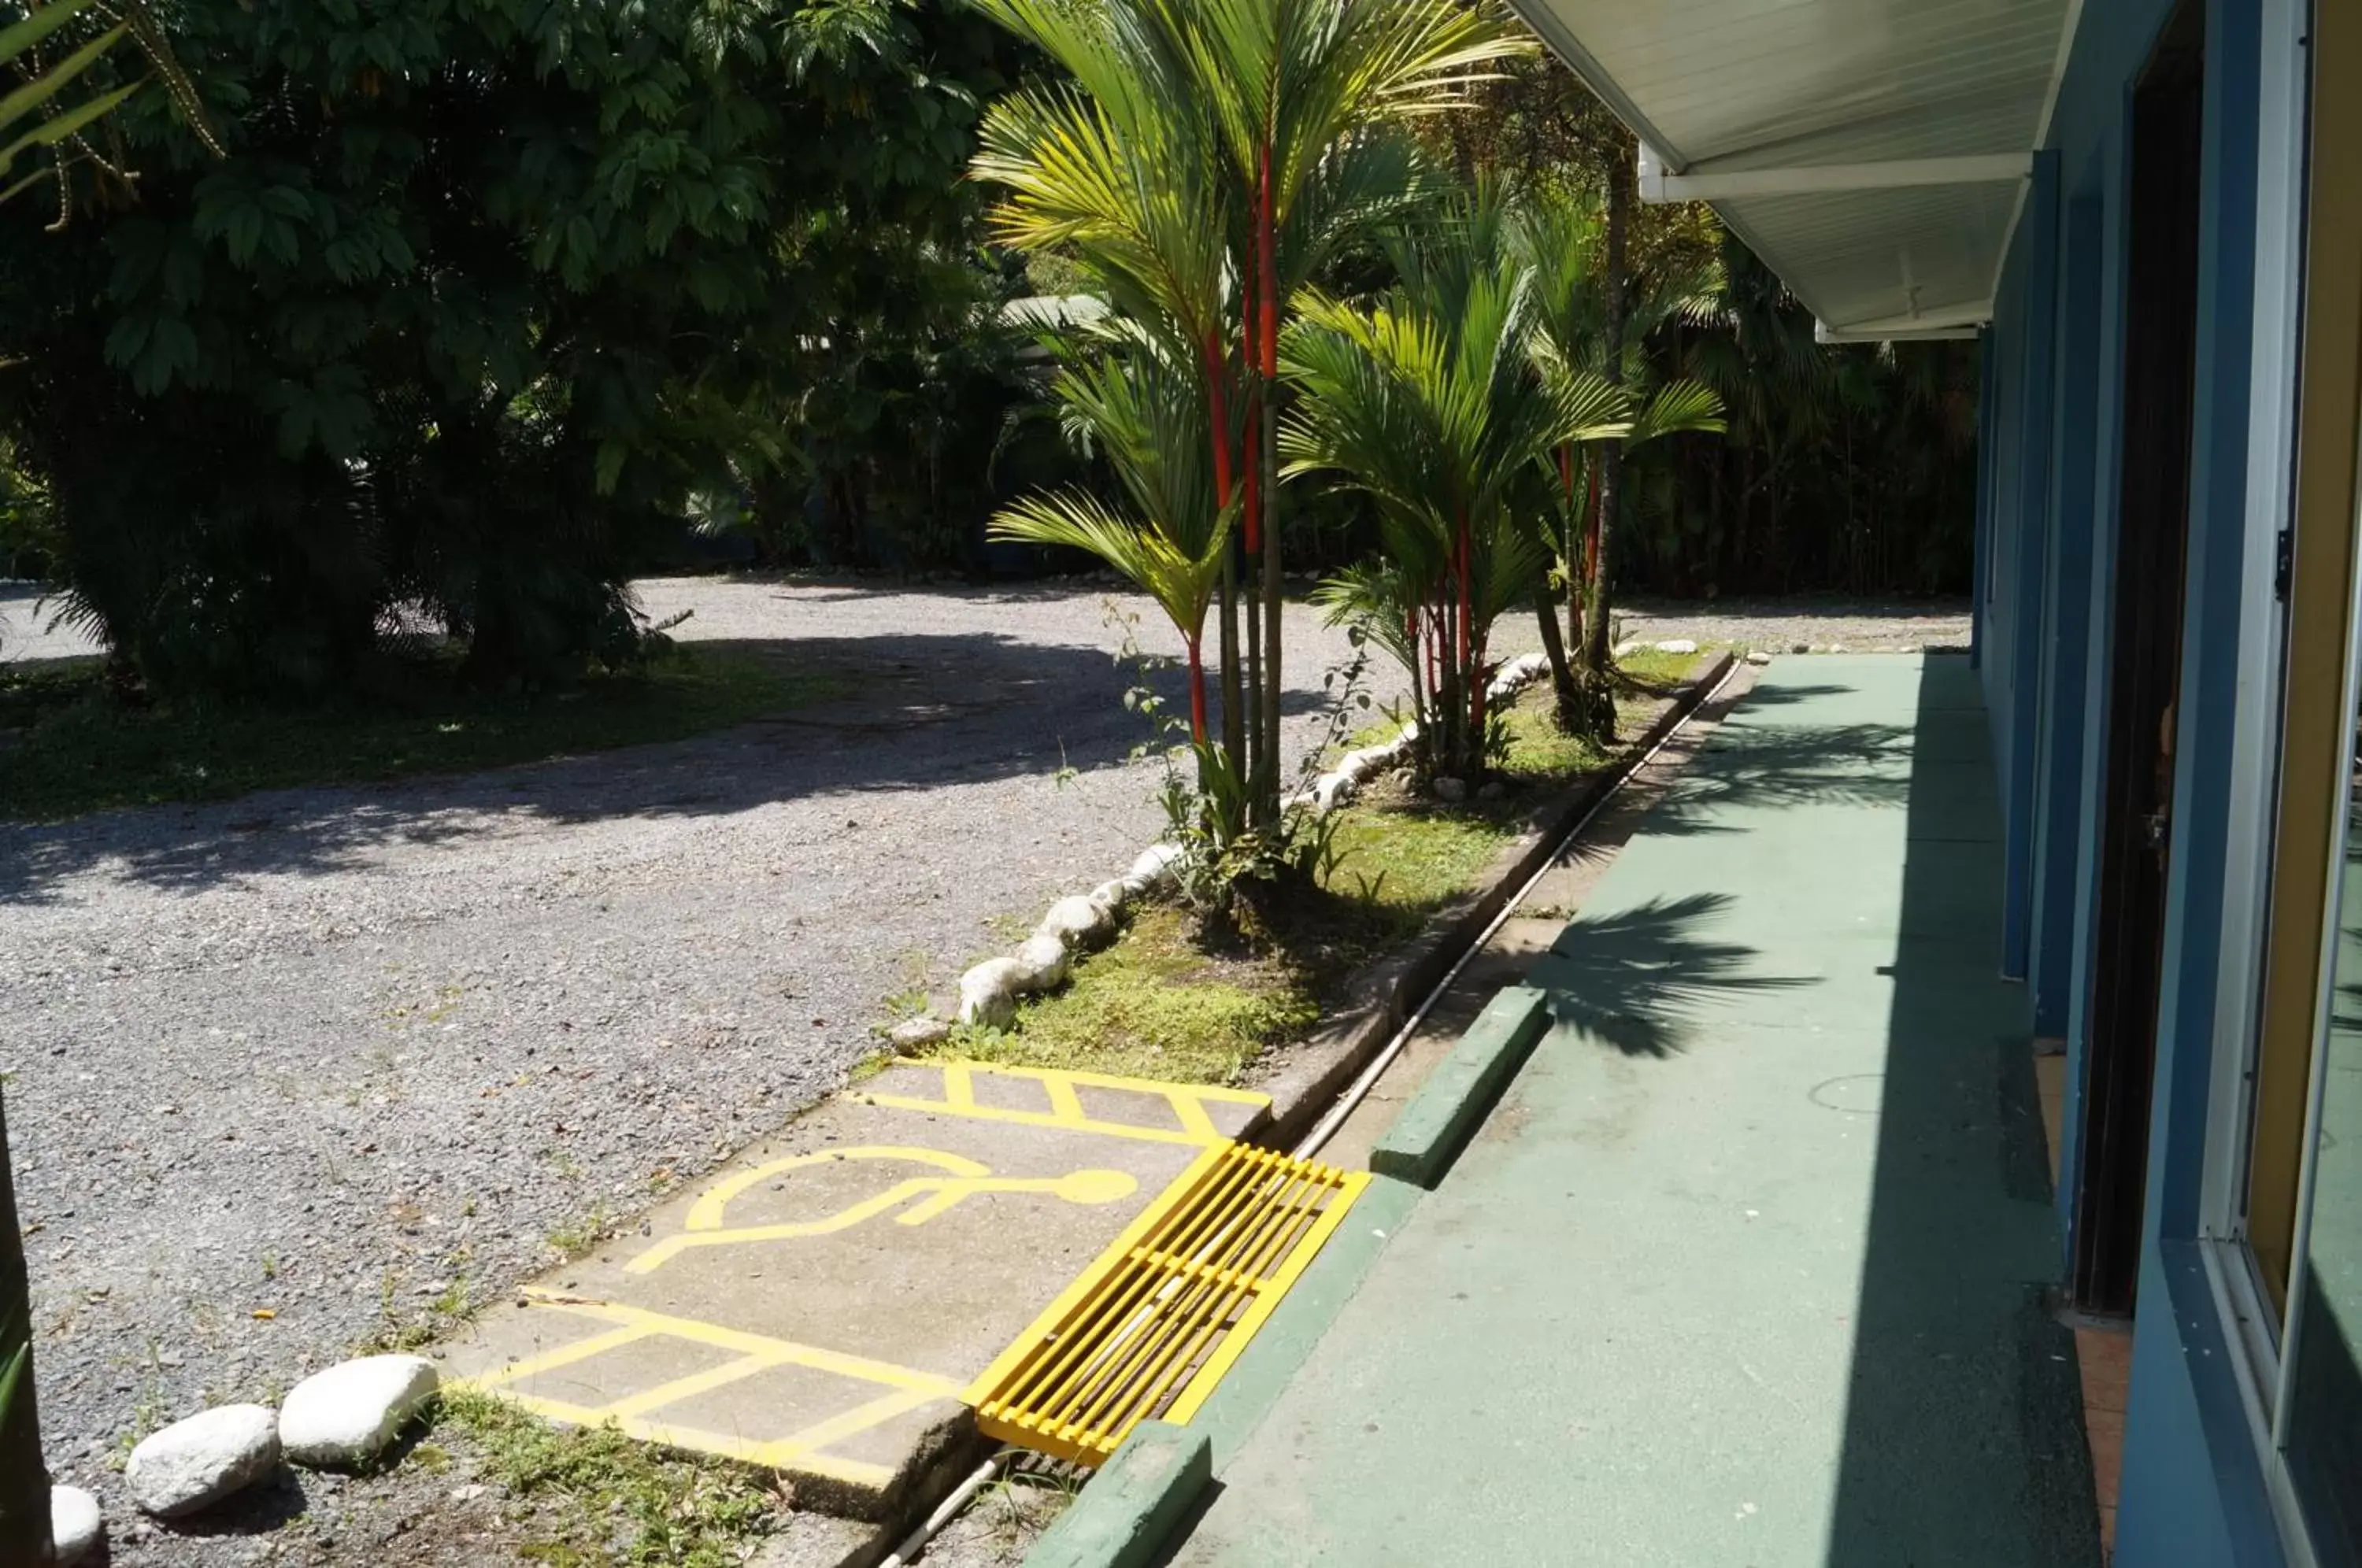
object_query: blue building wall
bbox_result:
[1975,1,2288,1562]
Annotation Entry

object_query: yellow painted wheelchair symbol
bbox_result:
[624,1145,1138,1274]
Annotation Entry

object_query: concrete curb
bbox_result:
[1257,649,1738,1149]
[1368,985,1552,1187]
[1022,1421,1210,1568]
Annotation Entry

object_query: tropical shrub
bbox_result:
[1285,190,1625,782]
[969,0,1526,825]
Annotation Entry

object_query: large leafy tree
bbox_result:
[0,0,1019,698]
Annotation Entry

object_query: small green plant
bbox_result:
[546,1204,611,1262]
[440,1389,783,1568]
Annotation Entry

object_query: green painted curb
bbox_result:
[1186,1174,1421,1474]
[1368,984,1551,1188]
[1022,1420,1209,1568]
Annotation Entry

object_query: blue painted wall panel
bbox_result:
[2031,188,2106,1046]
[2116,1244,2286,1568]
[2004,153,2063,983]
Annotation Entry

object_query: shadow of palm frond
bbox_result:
[1641,722,1917,836]
[1530,893,1818,1059]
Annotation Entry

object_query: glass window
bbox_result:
[2286,734,2362,1560]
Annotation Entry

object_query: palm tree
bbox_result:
[969,0,1527,825]
[1509,180,1723,736]
[1284,188,1624,782]
[989,348,1233,745]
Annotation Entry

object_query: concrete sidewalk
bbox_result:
[1168,656,2103,1566]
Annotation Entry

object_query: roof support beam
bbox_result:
[1815,301,1994,343]
[1816,321,1983,344]
[1637,146,2032,203]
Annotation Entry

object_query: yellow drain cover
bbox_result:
[964,1139,1368,1465]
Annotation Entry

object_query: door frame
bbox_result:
[2072,0,2208,1315]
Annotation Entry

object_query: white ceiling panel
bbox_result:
[1506,0,2074,335]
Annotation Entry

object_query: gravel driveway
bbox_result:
[0,576,1964,1564]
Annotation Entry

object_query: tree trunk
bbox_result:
[1,1090,52,1567]
[1253,144,1284,827]
[1185,637,1209,743]
[1535,589,1575,719]
[1574,150,1631,742]
[1217,560,1243,819]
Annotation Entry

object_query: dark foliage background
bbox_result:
[0,0,1043,697]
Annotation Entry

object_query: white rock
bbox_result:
[1612,638,1642,660]
[1121,842,1182,895]
[1653,638,1699,654]
[127,1404,280,1518]
[1088,879,1131,914]
[1038,894,1115,951]
[1485,652,1548,700]
[1311,772,1356,813]
[1009,933,1071,992]
[957,957,1025,1029]
[888,1015,952,1049]
[51,1485,102,1564]
[1829,643,1849,654]
[280,1355,439,1469]
[1432,775,1468,804]
[1746,649,1773,666]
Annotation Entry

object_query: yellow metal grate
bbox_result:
[964,1140,1368,1465]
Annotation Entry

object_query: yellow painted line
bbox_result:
[636,1165,1138,1271]
[909,1060,1267,1106]
[1170,1093,1220,1142]
[477,1388,899,1488]
[460,1323,652,1393]
[855,1092,1209,1147]
[1044,1074,1087,1122]
[891,1167,1135,1227]
[755,1384,948,1465]
[520,1292,961,1396]
[685,1146,990,1232]
[601,1349,786,1422]
[866,1060,1271,1147]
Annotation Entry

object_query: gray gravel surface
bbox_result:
[1,575,1966,1564]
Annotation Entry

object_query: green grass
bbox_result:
[956,648,1710,1086]
[1319,808,1516,920]
[0,646,851,821]
[938,906,1320,1085]
[439,1389,782,1568]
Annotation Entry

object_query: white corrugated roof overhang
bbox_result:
[1503,0,2077,340]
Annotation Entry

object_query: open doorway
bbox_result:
[2072,0,2206,1316]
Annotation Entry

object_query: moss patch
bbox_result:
[0,645,850,822]
[939,906,1320,1085]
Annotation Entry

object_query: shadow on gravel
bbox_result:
[0,631,1346,903]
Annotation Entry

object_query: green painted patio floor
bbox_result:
[1169,656,2103,1568]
